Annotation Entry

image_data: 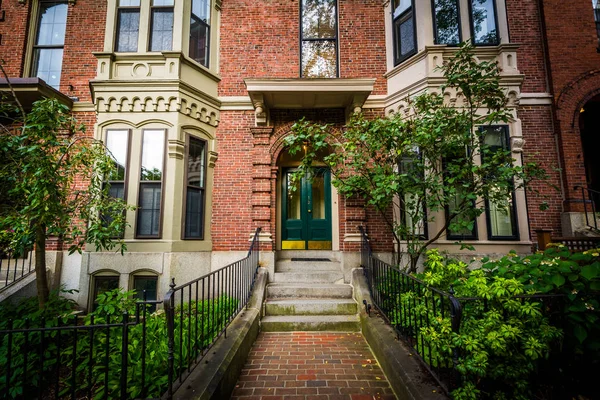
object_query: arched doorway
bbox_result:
[580,95,600,203]
[276,147,334,250]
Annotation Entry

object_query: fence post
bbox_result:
[120,312,129,400]
[163,278,176,400]
[536,229,553,251]
[448,287,462,385]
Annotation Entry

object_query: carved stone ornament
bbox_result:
[511,137,525,153]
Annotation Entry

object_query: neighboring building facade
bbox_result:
[0,0,596,309]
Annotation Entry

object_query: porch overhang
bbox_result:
[0,78,73,111]
[244,78,376,125]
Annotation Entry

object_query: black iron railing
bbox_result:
[579,186,600,233]
[163,227,261,399]
[358,226,461,392]
[0,251,33,291]
[0,295,160,399]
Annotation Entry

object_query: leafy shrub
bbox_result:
[0,288,240,399]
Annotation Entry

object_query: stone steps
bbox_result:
[262,255,359,332]
[261,315,360,332]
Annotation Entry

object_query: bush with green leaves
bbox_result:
[0,288,240,399]
[401,248,600,399]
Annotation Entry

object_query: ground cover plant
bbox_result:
[0,289,239,399]
[386,247,600,399]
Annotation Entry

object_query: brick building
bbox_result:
[0,0,597,309]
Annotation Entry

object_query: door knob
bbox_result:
[308,210,312,213]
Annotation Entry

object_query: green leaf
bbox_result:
[573,324,588,344]
[550,274,566,287]
[581,264,600,281]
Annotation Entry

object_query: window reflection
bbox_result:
[470,0,498,45]
[312,175,325,219]
[33,2,68,89]
[433,0,461,45]
[287,173,301,220]
[301,0,337,78]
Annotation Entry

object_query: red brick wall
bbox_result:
[218,0,387,97]
[0,1,30,76]
[519,106,562,239]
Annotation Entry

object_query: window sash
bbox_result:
[393,0,417,66]
[432,0,462,46]
[92,276,120,310]
[115,7,140,52]
[133,276,158,311]
[183,137,207,239]
[468,0,499,45]
[443,151,478,240]
[300,0,338,78]
[149,6,174,51]
[33,2,67,89]
[136,130,165,238]
[190,15,210,67]
[480,125,519,240]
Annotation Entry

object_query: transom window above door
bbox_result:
[300,0,338,78]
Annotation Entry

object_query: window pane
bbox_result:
[287,173,301,220]
[471,0,498,44]
[153,0,173,5]
[138,183,161,236]
[311,174,325,220]
[106,130,128,182]
[134,276,157,312]
[116,8,140,52]
[192,0,211,23]
[187,138,206,188]
[33,48,63,88]
[447,189,477,239]
[489,198,515,237]
[36,2,68,46]
[185,188,204,238]
[399,15,415,56]
[301,0,336,39]
[93,276,119,310]
[141,130,165,181]
[434,0,460,45]
[119,0,140,6]
[301,40,337,78]
[190,17,209,66]
[150,9,174,51]
[393,0,411,17]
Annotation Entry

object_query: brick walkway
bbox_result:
[230,332,396,400]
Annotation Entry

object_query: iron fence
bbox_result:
[579,185,600,233]
[163,227,261,399]
[0,295,160,400]
[0,252,33,291]
[359,227,461,392]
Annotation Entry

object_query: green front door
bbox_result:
[282,168,332,250]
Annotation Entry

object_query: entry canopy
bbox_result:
[244,78,376,125]
[0,78,73,110]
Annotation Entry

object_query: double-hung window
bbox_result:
[594,0,600,48]
[190,0,211,67]
[444,148,478,240]
[468,0,499,45]
[398,149,427,239]
[137,130,166,238]
[149,0,174,51]
[392,0,417,66]
[32,1,68,89]
[115,0,140,52]
[432,0,461,45]
[300,0,338,78]
[481,125,518,240]
[184,137,207,239]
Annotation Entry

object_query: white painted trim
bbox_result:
[519,93,553,105]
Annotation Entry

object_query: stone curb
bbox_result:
[352,268,448,400]
[170,267,268,400]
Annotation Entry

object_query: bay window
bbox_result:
[300,0,338,78]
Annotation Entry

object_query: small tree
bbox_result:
[286,43,546,272]
[0,79,132,308]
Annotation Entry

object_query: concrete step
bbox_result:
[276,250,340,261]
[265,299,358,316]
[275,259,341,272]
[271,271,344,284]
[267,283,353,299]
[261,315,360,332]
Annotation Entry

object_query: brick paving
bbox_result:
[230,332,396,400]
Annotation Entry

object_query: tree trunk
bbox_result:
[35,224,49,309]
